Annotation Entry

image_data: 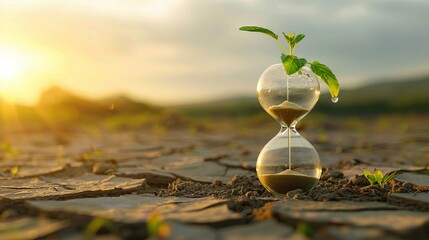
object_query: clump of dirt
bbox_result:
[158,169,420,203]
[285,168,417,202]
[158,174,272,199]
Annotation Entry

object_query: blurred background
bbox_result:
[1,0,429,136]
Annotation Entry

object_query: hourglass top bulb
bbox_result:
[257,65,320,127]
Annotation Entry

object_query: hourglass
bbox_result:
[256,64,322,196]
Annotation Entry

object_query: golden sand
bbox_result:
[259,169,318,194]
[268,101,308,127]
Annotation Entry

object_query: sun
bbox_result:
[0,47,30,82]
[0,43,67,104]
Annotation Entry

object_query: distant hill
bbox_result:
[96,95,158,114]
[316,76,429,114]
[173,96,261,117]
[36,86,159,117]
[37,86,111,117]
[174,76,429,116]
[1,76,428,130]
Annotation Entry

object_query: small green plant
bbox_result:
[83,217,121,240]
[81,147,104,161]
[296,222,314,238]
[147,212,171,239]
[10,166,19,177]
[363,168,396,187]
[239,26,340,100]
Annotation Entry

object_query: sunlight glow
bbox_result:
[0,47,30,82]
[0,43,67,104]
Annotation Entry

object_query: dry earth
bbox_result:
[0,116,428,239]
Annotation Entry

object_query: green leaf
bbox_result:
[366,175,376,185]
[382,172,396,183]
[294,34,305,44]
[298,58,307,67]
[239,26,278,40]
[363,169,372,178]
[310,61,340,98]
[282,32,291,45]
[374,169,384,179]
[281,54,306,75]
[363,169,376,185]
[373,169,384,185]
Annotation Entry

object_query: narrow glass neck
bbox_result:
[279,125,299,136]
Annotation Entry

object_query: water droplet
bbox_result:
[331,97,339,103]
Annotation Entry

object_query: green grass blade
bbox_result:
[382,172,397,183]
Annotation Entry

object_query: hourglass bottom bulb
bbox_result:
[256,133,321,195]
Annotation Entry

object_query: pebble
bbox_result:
[92,161,117,174]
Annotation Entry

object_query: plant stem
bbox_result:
[275,39,289,55]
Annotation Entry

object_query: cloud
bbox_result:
[336,3,369,20]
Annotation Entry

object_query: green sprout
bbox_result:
[363,169,396,187]
[296,222,314,238]
[81,147,104,161]
[83,217,121,240]
[10,166,19,177]
[239,26,340,100]
[147,212,171,239]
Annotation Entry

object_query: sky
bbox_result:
[1,0,429,105]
